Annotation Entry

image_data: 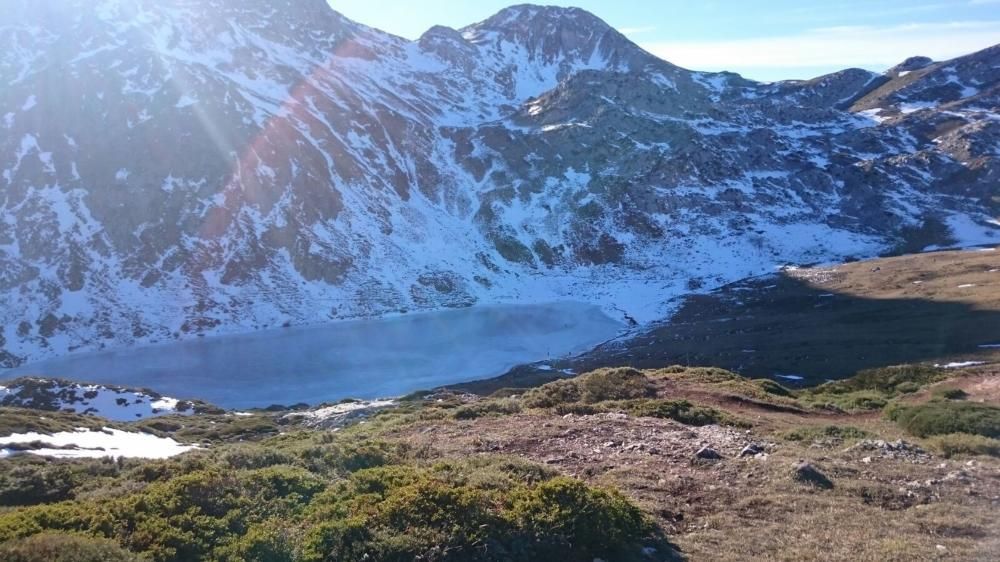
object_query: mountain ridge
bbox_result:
[1,0,998,367]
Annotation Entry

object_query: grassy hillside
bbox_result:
[1,362,998,561]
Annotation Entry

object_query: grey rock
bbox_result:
[792,461,834,489]
[696,446,723,460]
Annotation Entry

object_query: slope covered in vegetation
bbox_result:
[0,362,998,561]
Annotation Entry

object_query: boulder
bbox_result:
[696,446,723,460]
[792,461,834,489]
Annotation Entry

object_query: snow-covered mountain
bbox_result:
[1,0,998,366]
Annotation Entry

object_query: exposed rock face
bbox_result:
[1,1,998,365]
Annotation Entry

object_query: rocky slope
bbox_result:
[1,0,998,366]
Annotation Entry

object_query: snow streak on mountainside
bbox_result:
[1,0,999,366]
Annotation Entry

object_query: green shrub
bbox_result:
[521,379,581,408]
[553,403,598,416]
[452,399,521,420]
[782,424,871,443]
[804,365,945,397]
[0,532,140,562]
[0,501,111,544]
[212,521,296,562]
[489,388,527,399]
[926,433,1000,458]
[240,466,325,508]
[800,390,888,412]
[932,388,968,401]
[798,365,948,411]
[579,368,655,403]
[650,366,742,384]
[753,379,793,397]
[508,477,651,560]
[137,415,279,444]
[302,465,649,562]
[222,447,297,470]
[886,401,1000,438]
[616,399,723,426]
[0,408,107,435]
[0,462,85,506]
[297,439,398,475]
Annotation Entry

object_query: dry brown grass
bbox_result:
[380,365,1000,561]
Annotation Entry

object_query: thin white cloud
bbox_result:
[641,20,1000,74]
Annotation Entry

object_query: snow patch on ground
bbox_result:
[0,427,196,459]
[0,380,195,421]
[935,361,987,369]
[924,214,1000,250]
[302,399,396,420]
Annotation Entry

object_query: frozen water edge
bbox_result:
[3,302,623,409]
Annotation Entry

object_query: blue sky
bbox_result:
[330,0,1000,81]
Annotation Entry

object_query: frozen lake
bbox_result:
[3,302,622,408]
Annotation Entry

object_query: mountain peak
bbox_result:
[459,4,655,71]
[889,55,934,74]
[462,4,614,42]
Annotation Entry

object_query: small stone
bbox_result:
[936,545,947,553]
[792,461,834,489]
[861,456,872,464]
[696,446,723,460]
[740,443,764,457]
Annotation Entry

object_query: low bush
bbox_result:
[0,455,120,506]
[926,433,1000,458]
[782,424,871,443]
[302,465,650,562]
[753,379,793,397]
[0,430,651,562]
[522,379,581,408]
[0,408,108,435]
[798,365,948,411]
[0,532,140,562]
[649,366,743,384]
[452,399,521,420]
[212,521,296,562]
[522,368,656,408]
[221,447,297,470]
[932,388,968,401]
[886,401,1000,438]
[616,399,723,426]
[553,403,598,416]
[135,414,280,444]
[803,365,944,397]
[579,368,655,403]
[800,389,889,411]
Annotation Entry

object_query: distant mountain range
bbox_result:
[1,0,998,366]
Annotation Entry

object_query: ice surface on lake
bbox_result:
[3,302,622,408]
